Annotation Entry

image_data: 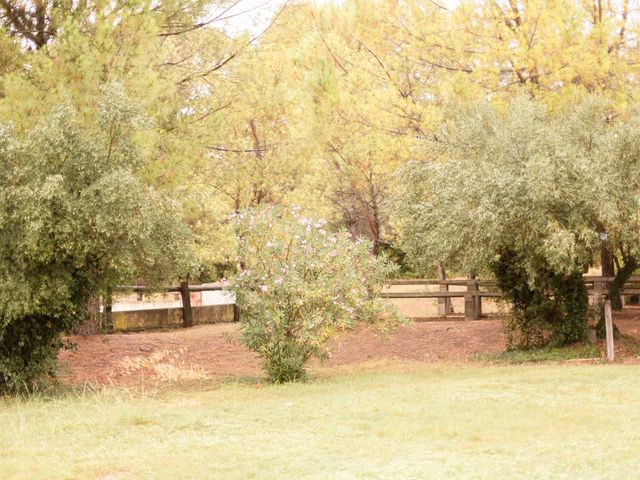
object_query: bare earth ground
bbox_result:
[58,309,640,387]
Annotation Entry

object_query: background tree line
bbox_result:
[3,0,639,278]
[2,0,640,389]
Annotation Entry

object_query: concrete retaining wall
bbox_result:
[112,304,237,332]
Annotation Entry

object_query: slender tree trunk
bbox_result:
[72,297,102,335]
[600,242,615,278]
[595,239,620,337]
[609,256,637,311]
[600,239,616,308]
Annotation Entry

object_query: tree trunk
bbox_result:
[596,254,636,337]
[609,256,637,310]
[600,241,615,278]
[180,280,193,328]
[71,297,102,335]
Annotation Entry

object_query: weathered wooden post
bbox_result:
[437,262,450,316]
[465,279,480,320]
[604,299,615,362]
[597,231,610,309]
[593,278,604,308]
[180,280,193,328]
[104,287,113,330]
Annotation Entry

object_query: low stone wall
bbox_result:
[112,304,237,332]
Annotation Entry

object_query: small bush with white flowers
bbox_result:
[230,206,402,383]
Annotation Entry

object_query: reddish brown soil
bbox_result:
[57,308,640,387]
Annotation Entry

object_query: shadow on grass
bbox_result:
[1,374,272,404]
[475,343,601,364]
[0,380,135,404]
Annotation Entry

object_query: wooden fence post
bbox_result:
[593,279,604,308]
[437,262,450,316]
[136,278,143,302]
[465,279,480,320]
[180,280,193,328]
[604,299,615,362]
[104,287,113,329]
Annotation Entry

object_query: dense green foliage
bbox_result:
[491,249,589,348]
[230,207,401,383]
[0,86,193,393]
[395,97,640,347]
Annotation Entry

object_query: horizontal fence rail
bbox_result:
[113,284,224,293]
[385,276,640,287]
[381,291,504,298]
[387,279,498,287]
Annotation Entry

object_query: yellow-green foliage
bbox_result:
[3,0,640,270]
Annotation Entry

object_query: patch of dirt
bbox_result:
[608,308,640,362]
[327,318,505,364]
[58,322,259,386]
[57,308,640,387]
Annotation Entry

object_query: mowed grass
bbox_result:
[2,364,640,479]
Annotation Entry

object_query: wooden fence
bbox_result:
[111,275,640,328]
[112,283,230,328]
[382,276,640,320]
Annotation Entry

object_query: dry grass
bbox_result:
[117,348,208,382]
[2,363,640,479]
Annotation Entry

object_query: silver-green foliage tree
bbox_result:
[571,99,640,312]
[0,84,193,393]
[394,97,640,348]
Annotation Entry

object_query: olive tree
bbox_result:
[583,102,640,311]
[0,84,194,393]
[394,97,640,348]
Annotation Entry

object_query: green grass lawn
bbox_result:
[2,364,640,479]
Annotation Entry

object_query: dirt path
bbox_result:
[58,309,640,387]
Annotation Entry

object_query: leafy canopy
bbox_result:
[0,84,194,393]
[395,96,640,279]
[394,96,640,346]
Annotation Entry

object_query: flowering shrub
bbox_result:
[230,206,401,383]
